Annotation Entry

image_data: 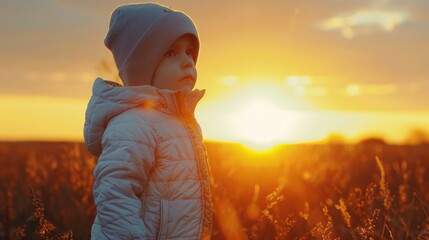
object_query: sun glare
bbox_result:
[229,99,300,151]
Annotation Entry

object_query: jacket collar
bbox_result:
[156,88,205,117]
[103,79,205,117]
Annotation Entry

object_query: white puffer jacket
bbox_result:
[84,78,213,240]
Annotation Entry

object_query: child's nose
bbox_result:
[181,53,194,69]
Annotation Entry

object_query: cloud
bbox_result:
[319,9,410,38]
[345,83,398,96]
[218,75,240,86]
[0,70,95,99]
[29,71,95,83]
[285,76,312,86]
[0,0,100,31]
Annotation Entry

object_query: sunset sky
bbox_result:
[1,0,428,149]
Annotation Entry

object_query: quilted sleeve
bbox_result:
[92,117,157,239]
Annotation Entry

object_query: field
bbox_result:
[0,141,428,239]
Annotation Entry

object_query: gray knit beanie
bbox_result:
[105,3,199,86]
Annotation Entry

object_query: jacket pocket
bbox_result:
[157,200,169,240]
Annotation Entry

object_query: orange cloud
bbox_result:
[319,9,409,38]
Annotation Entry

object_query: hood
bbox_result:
[83,78,205,156]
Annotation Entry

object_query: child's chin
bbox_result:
[180,85,194,93]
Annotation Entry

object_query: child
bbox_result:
[83,3,213,239]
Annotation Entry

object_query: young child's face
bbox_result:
[152,34,197,92]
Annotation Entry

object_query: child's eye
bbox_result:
[164,49,176,57]
[186,48,195,56]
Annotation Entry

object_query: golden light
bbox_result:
[229,98,301,151]
[0,95,87,141]
[346,84,361,96]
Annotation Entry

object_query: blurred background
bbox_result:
[1,0,428,150]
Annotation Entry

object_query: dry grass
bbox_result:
[0,141,428,239]
[30,188,73,240]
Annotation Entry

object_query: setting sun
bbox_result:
[228,98,301,150]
